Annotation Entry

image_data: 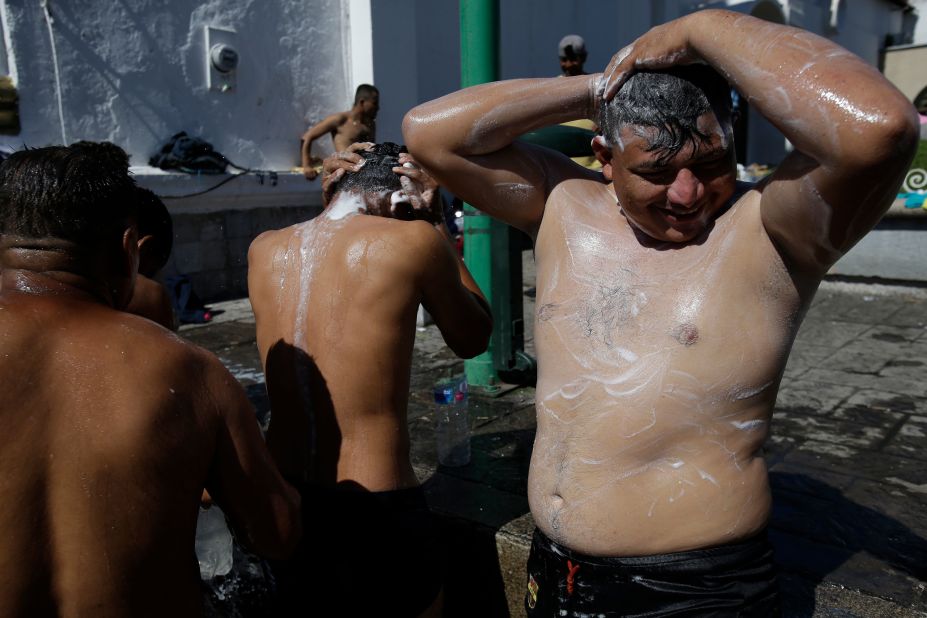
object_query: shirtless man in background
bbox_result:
[404,10,917,615]
[0,144,301,617]
[300,84,379,180]
[248,143,492,616]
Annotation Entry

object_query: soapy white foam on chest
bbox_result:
[534,198,778,512]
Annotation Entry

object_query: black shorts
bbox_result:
[271,484,443,617]
[525,528,780,617]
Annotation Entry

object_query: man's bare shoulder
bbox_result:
[108,309,220,369]
[249,224,304,261]
[356,217,446,259]
[0,293,221,390]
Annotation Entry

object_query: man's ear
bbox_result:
[122,226,140,277]
[592,135,614,181]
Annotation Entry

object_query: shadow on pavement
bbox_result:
[771,471,927,616]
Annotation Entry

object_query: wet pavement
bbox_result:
[182,256,927,617]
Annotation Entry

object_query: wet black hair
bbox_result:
[354,84,379,104]
[599,65,732,164]
[332,142,407,195]
[136,187,173,274]
[0,142,138,243]
[70,140,131,170]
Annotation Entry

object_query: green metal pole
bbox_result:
[460,0,504,391]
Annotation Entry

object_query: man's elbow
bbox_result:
[849,100,920,170]
[451,314,493,359]
[251,489,303,560]
[887,103,921,165]
[402,108,432,159]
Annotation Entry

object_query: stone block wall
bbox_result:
[168,204,323,302]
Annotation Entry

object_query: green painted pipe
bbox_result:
[520,125,596,157]
[460,0,503,390]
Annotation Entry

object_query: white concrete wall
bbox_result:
[0,0,358,170]
[908,0,927,44]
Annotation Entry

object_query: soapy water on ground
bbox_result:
[197,506,275,617]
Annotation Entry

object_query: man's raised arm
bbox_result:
[403,77,600,236]
[603,10,919,278]
[301,114,343,180]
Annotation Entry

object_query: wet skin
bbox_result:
[0,237,300,617]
[125,274,175,330]
[404,9,917,556]
[248,162,491,491]
[301,95,379,179]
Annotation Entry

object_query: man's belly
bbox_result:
[527,395,774,557]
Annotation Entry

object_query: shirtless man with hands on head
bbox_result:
[0,144,301,617]
[248,142,492,617]
[404,10,917,616]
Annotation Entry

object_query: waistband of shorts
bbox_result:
[300,482,427,511]
[532,527,772,570]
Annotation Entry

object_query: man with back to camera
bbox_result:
[248,142,493,616]
[300,84,379,180]
[404,10,918,616]
[125,187,177,330]
[0,143,302,617]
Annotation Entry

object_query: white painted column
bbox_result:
[348,0,374,88]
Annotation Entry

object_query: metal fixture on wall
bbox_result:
[205,26,238,93]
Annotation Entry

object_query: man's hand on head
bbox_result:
[600,17,701,103]
[393,154,443,225]
[320,142,374,206]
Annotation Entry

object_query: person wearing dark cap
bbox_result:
[558,34,600,170]
[559,34,588,77]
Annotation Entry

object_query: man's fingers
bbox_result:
[321,168,345,205]
[604,69,632,102]
[323,152,364,172]
[602,45,636,103]
[393,166,428,189]
[394,166,439,195]
[347,141,374,153]
[398,174,421,196]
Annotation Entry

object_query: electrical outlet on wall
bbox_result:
[205,26,238,93]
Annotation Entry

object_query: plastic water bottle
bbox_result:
[434,375,470,466]
[195,505,234,579]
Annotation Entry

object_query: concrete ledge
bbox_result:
[131,167,322,214]
[496,513,534,618]
[832,218,927,283]
[887,199,927,218]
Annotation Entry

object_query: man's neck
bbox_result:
[0,239,118,307]
[350,105,373,124]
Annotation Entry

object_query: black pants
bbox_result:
[271,484,443,617]
[525,528,780,617]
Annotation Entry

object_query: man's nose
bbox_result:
[666,168,703,208]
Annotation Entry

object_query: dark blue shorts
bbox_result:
[272,484,443,617]
[525,528,780,617]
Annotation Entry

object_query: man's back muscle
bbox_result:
[530,182,804,556]
[250,213,441,491]
[0,293,215,617]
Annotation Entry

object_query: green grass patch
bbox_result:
[910,140,927,172]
